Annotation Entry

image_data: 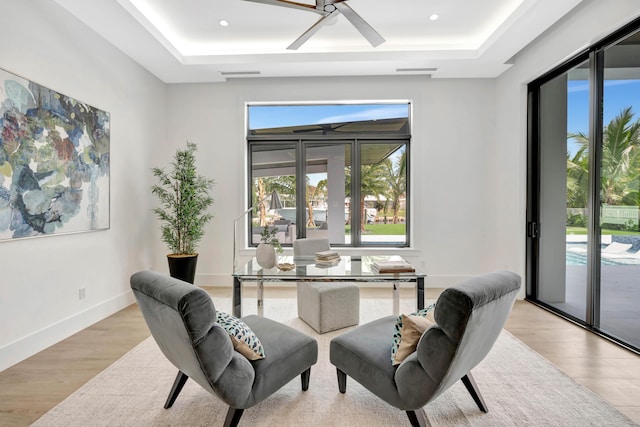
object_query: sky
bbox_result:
[248,103,409,130]
[568,79,640,148]
[568,79,640,134]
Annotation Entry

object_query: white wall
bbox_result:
[0,1,165,370]
[493,0,640,296]
[163,77,501,288]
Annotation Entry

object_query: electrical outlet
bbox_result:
[79,288,86,300]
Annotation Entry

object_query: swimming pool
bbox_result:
[566,250,619,266]
[566,244,639,266]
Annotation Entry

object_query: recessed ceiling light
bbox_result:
[429,14,439,21]
[219,19,229,27]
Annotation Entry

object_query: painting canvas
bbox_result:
[0,69,110,241]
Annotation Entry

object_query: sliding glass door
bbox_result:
[598,36,640,347]
[533,58,591,323]
[528,24,640,352]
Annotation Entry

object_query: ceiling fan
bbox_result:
[243,0,385,50]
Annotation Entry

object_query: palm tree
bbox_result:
[253,176,295,226]
[568,107,640,206]
[566,147,588,209]
[269,175,296,206]
[357,163,389,231]
[254,178,268,226]
[382,149,406,224]
[306,178,327,228]
[601,107,640,205]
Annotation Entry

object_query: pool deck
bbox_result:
[547,264,640,349]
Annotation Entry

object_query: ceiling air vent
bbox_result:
[395,68,437,73]
[219,71,261,76]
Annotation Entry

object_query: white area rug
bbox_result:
[33,314,637,426]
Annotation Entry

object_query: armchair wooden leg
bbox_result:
[223,407,244,427]
[406,409,429,427]
[461,372,488,413]
[164,370,189,409]
[336,368,347,393]
[301,367,311,391]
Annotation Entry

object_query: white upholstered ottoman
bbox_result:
[294,238,360,334]
[297,281,360,334]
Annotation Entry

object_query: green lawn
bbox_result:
[345,224,406,235]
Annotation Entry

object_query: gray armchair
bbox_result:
[329,271,521,426]
[130,270,318,427]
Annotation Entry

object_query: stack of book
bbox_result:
[315,250,340,266]
[371,259,415,273]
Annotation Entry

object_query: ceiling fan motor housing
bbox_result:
[244,0,384,49]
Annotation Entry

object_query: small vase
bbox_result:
[256,243,276,269]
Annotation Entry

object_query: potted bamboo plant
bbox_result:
[151,142,215,283]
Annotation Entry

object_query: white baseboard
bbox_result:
[424,274,476,287]
[0,291,135,372]
[195,273,235,286]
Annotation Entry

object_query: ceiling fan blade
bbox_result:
[333,2,385,47]
[243,0,326,15]
[287,12,338,50]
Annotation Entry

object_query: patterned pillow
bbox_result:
[216,311,265,360]
[390,304,435,366]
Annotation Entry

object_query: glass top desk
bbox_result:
[231,255,426,318]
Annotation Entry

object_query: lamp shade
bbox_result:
[269,190,283,210]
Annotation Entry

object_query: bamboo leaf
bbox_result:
[151,142,215,254]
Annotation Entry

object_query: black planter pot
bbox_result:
[167,254,198,284]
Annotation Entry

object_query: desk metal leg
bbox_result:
[233,277,242,318]
[393,282,400,316]
[257,280,264,317]
[416,276,425,310]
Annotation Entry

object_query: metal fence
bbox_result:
[567,206,639,227]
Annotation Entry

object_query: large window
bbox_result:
[246,102,411,247]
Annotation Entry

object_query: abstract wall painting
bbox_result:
[0,68,110,241]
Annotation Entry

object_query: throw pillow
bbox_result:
[390,304,435,366]
[216,311,265,360]
[393,314,434,365]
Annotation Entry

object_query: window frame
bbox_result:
[246,102,412,248]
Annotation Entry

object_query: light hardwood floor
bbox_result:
[1,286,639,426]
